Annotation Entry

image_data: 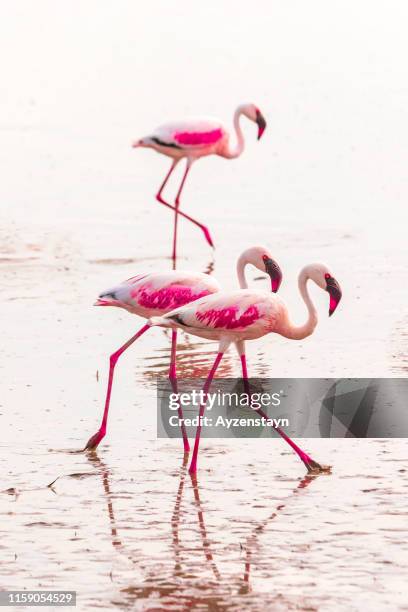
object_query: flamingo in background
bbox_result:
[84,246,282,452]
[133,103,267,263]
[149,263,343,475]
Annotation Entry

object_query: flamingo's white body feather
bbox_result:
[140,117,228,160]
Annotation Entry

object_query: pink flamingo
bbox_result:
[149,263,343,475]
[133,103,267,262]
[84,246,282,452]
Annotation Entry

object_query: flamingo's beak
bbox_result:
[326,276,342,316]
[94,292,119,307]
[255,109,267,140]
[264,257,282,293]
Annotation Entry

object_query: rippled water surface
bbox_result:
[1,439,407,611]
[1,2,408,610]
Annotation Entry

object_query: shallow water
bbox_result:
[1,439,407,611]
[1,243,407,611]
[1,2,408,610]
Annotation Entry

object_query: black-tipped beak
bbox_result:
[256,109,267,140]
[326,276,342,316]
[264,257,282,293]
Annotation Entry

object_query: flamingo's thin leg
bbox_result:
[84,323,151,450]
[238,350,328,474]
[169,329,190,452]
[172,159,192,264]
[156,159,179,202]
[156,162,214,250]
[189,350,226,474]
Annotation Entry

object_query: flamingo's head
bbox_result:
[240,104,267,140]
[263,256,282,292]
[94,295,122,308]
[238,246,282,292]
[95,286,128,310]
[306,264,342,316]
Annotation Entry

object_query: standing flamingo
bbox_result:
[149,263,342,475]
[133,103,267,262]
[84,246,282,452]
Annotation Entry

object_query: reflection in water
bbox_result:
[2,440,406,610]
[143,330,234,380]
[203,256,215,276]
[240,474,316,594]
[171,457,221,582]
[86,452,123,550]
[170,453,221,584]
[88,449,321,608]
[171,454,189,577]
[190,475,221,581]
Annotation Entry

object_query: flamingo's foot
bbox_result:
[305,459,332,475]
[202,227,215,248]
[84,430,105,451]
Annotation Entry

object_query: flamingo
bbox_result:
[148,263,343,475]
[133,103,267,262]
[84,246,282,452]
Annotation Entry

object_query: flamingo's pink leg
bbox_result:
[84,323,150,450]
[169,329,190,453]
[189,352,224,474]
[156,159,179,202]
[172,161,192,264]
[239,354,328,474]
[155,162,214,251]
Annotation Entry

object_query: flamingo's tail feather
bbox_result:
[148,315,173,328]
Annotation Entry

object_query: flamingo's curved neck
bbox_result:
[236,253,249,289]
[224,107,245,159]
[282,269,318,340]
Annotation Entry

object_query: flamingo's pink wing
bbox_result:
[154,119,225,149]
[165,291,270,331]
[99,271,219,313]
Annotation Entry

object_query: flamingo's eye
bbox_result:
[324,273,331,280]
[262,254,268,262]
